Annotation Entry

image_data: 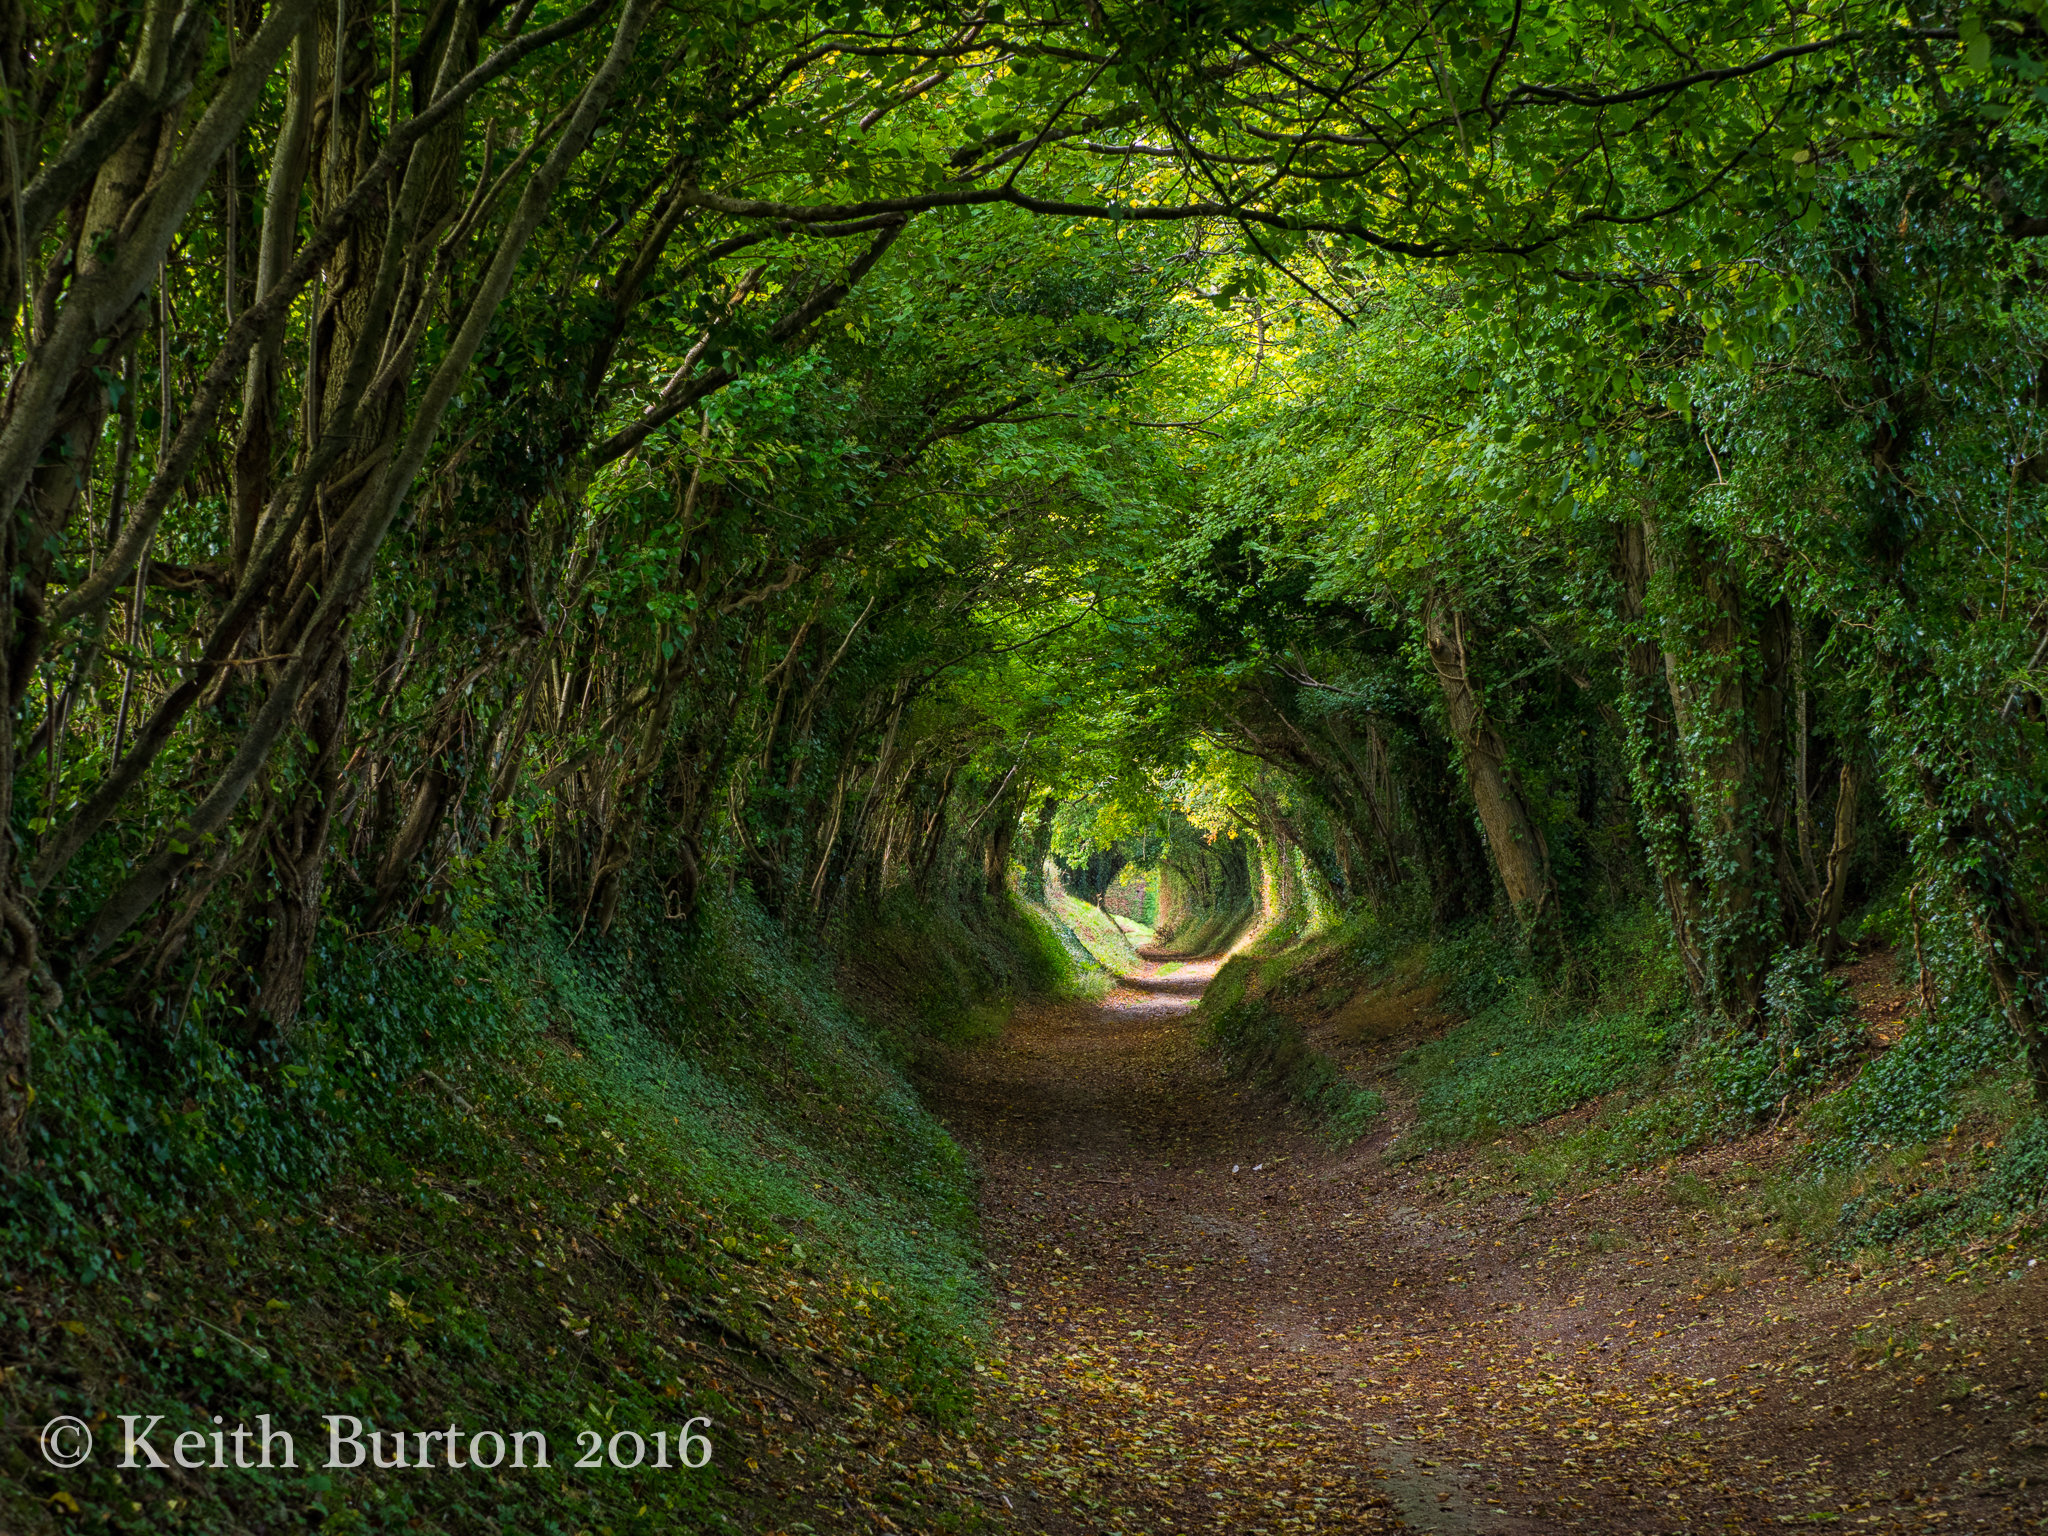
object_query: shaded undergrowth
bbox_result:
[0,866,1056,1535]
[1150,886,1255,961]
[1197,890,2048,1265]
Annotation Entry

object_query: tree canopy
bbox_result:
[3,0,2047,1170]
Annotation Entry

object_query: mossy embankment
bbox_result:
[1042,888,1152,976]
[1,871,1074,1535]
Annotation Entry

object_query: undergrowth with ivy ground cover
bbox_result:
[1470,959,2048,1267]
[1196,894,2048,1269]
[0,865,1065,1534]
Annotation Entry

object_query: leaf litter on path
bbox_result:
[926,955,2048,1535]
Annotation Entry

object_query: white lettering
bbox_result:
[173,1430,207,1469]
[119,1415,167,1469]
[512,1430,548,1468]
[468,1431,505,1470]
[680,1416,712,1469]
[257,1415,296,1468]
[325,1416,365,1469]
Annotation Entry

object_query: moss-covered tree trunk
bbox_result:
[1021,793,1057,903]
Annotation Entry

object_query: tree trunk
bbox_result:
[1971,878,2048,1103]
[1615,518,1712,1008]
[1658,531,1795,1024]
[1810,761,1861,961]
[1022,792,1057,903]
[1919,777,2048,1102]
[1422,593,1556,938]
[241,649,349,1039]
[983,801,1020,898]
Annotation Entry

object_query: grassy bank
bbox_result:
[1044,889,1152,976]
[1,870,1061,1534]
[1151,892,1253,961]
[1194,914,1388,1146]
[1195,896,2048,1264]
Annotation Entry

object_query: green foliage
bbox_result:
[11,890,520,1283]
[521,892,990,1415]
[1386,903,2047,1267]
[1202,985,1385,1149]
[1850,875,1915,951]
[1391,906,1683,1148]
[843,888,1071,1050]
[19,3,2048,1512]
[1836,1112,2048,1254]
[1399,997,1678,1152]
[1044,886,1152,976]
[1009,897,1112,1001]
[1159,905,1254,959]
[1802,989,2020,1168]
[1,857,1060,1532]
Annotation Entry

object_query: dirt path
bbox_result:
[934,956,2048,1535]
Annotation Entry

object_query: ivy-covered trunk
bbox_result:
[1959,812,2048,1102]
[982,796,1022,898]
[1021,793,1058,903]
[1616,517,1712,1010]
[1651,525,1797,1025]
[1891,701,2048,1103]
